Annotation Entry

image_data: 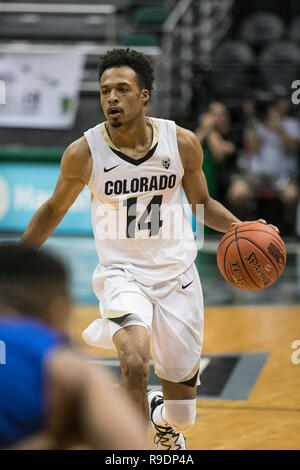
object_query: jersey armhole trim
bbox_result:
[171,122,185,177]
[85,129,99,191]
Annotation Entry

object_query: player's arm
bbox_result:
[20,137,92,247]
[44,349,150,450]
[177,126,241,233]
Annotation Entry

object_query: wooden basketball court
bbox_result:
[70,304,300,450]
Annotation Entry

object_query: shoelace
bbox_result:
[153,425,182,450]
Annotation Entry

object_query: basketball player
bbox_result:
[20,49,276,450]
[0,243,148,450]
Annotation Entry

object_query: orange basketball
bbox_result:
[217,221,286,290]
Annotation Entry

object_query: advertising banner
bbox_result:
[0,53,85,128]
[0,163,92,233]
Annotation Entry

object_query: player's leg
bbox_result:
[161,379,197,433]
[147,263,203,449]
[113,325,151,421]
[149,379,197,434]
[82,265,154,422]
[148,373,199,449]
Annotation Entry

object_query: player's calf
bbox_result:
[114,325,151,419]
[119,354,150,421]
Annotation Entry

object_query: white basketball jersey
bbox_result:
[84,117,197,286]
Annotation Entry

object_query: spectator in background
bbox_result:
[227,96,300,234]
[195,101,242,206]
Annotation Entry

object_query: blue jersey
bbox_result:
[0,316,66,448]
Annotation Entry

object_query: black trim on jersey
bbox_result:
[109,142,158,166]
[180,369,199,388]
[109,314,132,325]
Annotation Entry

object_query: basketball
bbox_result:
[217,221,286,290]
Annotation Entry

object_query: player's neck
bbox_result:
[107,114,151,151]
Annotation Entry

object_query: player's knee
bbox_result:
[121,353,149,388]
[164,399,196,432]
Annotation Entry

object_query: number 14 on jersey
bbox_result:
[124,195,163,238]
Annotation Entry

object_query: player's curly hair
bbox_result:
[98,48,154,96]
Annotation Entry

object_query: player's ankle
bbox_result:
[152,403,169,428]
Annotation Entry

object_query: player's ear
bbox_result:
[141,89,150,106]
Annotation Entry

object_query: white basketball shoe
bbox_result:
[147,389,187,450]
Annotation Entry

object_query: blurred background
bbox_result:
[1,0,300,450]
[1,0,300,306]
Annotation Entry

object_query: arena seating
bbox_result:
[2,2,300,151]
[258,40,300,94]
[133,6,171,34]
[238,12,284,50]
[210,9,300,102]
[288,15,300,44]
[121,33,159,47]
[211,41,254,98]
[0,13,120,42]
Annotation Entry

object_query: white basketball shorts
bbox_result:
[82,262,204,384]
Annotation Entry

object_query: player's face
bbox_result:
[100,66,149,128]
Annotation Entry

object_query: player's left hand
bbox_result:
[231,219,280,233]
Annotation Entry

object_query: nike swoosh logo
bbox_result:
[104,164,120,173]
[182,281,194,289]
